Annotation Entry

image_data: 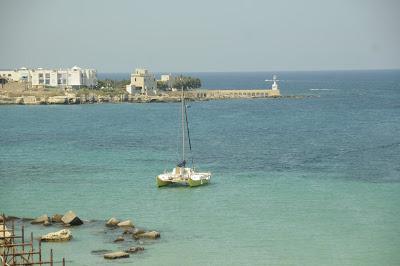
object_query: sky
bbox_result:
[0,0,399,72]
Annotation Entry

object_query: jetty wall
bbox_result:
[166,88,280,99]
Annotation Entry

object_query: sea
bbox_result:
[1,70,400,265]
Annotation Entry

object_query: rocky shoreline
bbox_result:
[1,211,161,261]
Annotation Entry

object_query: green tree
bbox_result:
[173,75,202,90]
[157,80,168,90]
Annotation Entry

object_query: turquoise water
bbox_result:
[1,70,400,265]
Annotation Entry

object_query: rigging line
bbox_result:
[184,101,195,169]
[184,102,192,152]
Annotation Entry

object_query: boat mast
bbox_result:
[181,86,185,163]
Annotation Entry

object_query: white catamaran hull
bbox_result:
[157,167,211,187]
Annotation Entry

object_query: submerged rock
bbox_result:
[103,251,129,260]
[117,220,134,228]
[31,214,49,224]
[61,211,83,226]
[51,214,63,223]
[41,229,72,242]
[5,216,19,220]
[125,246,144,253]
[123,229,133,235]
[132,228,145,235]
[91,249,112,255]
[113,236,124,242]
[106,218,120,227]
[134,231,160,239]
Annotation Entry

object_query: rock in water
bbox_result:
[117,220,134,228]
[51,214,63,223]
[61,211,83,226]
[41,229,72,242]
[134,231,160,239]
[43,220,52,226]
[103,251,129,260]
[125,246,144,253]
[113,236,124,242]
[106,218,120,227]
[31,214,49,224]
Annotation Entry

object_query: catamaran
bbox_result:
[156,88,211,187]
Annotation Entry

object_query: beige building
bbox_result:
[126,68,157,95]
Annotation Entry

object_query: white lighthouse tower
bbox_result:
[272,75,279,90]
[265,75,279,90]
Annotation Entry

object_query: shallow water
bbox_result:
[1,70,400,265]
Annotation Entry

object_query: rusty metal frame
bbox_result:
[1,214,66,266]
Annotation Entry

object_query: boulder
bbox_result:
[106,218,120,227]
[113,236,124,242]
[31,214,49,224]
[61,211,83,226]
[41,229,72,242]
[51,214,63,223]
[134,231,160,239]
[103,251,129,260]
[117,220,134,228]
[43,220,52,226]
[125,246,144,254]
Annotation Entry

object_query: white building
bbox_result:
[0,67,31,82]
[0,66,97,88]
[126,68,157,95]
[31,66,97,88]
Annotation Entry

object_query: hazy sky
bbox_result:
[1,0,399,72]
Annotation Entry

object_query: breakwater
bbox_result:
[0,87,286,105]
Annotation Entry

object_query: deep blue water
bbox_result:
[1,70,400,265]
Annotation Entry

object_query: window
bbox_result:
[39,73,43,78]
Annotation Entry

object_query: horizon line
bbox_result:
[97,68,400,74]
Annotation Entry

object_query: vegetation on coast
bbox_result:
[157,75,202,90]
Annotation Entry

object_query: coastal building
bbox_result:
[0,67,31,82]
[31,66,97,88]
[0,66,97,89]
[126,68,157,95]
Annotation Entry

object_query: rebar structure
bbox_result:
[0,214,66,266]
